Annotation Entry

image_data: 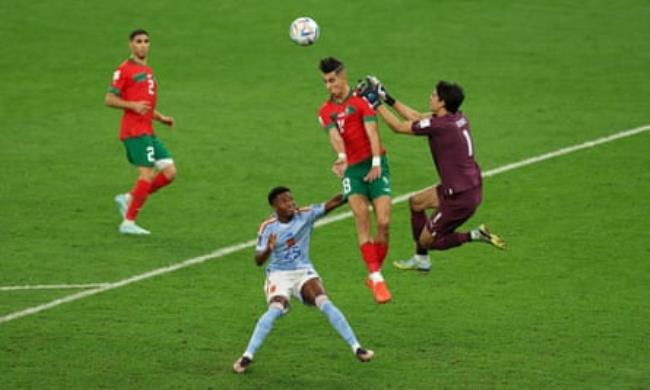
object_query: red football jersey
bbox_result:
[108,59,157,140]
[318,93,384,165]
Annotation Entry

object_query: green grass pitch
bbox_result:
[1,0,649,388]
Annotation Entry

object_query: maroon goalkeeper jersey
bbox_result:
[411,112,482,195]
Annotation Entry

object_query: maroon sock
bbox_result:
[431,232,471,250]
[411,209,428,241]
[411,209,429,255]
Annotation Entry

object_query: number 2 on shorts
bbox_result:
[146,146,155,162]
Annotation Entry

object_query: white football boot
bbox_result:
[393,255,431,272]
[119,220,150,235]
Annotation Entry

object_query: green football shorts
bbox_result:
[122,135,172,168]
[342,155,391,200]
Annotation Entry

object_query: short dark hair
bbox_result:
[319,57,344,74]
[436,81,464,113]
[268,186,291,205]
[129,29,149,41]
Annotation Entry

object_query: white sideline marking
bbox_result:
[0,283,109,291]
[1,124,648,325]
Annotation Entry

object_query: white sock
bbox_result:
[351,342,361,353]
[415,254,429,263]
[369,272,384,282]
[470,229,481,241]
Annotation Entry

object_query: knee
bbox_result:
[269,297,288,314]
[163,165,177,181]
[408,196,417,210]
[409,196,425,212]
[314,294,330,309]
[377,216,390,233]
[139,169,157,181]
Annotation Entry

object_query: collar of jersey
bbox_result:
[330,89,353,104]
[128,57,147,66]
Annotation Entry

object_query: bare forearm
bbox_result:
[364,122,382,156]
[392,101,425,121]
[328,129,346,155]
[377,105,413,134]
[104,93,132,110]
[254,249,270,266]
[324,193,345,214]
[153,110,165,121]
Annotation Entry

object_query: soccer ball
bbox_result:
[289,17,319,46]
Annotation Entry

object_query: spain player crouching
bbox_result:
[233,187,374,374]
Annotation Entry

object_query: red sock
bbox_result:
[125,179,152,221]
[374,242,388,268]
[149,172,173,194]
[360,242,380,273]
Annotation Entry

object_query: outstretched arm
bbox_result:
[323,193,345,214]
[376,105,414,135]
[392,101,429,122]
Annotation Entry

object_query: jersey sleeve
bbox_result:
[411,117,439,136]
[357,98,378,124]
[108,65,128,96]
[256,222,272,252]
[308,203,326,221]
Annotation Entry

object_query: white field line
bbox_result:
[1,124,648,325]
[0,283,109,291]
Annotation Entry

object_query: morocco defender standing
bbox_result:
[105,29,177,235]
[317,57,392,303]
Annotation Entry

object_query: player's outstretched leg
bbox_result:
[315,295,374,363]
[470,224,506,249]
[233,301,285,374]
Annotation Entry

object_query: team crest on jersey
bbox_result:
[286,238,296,247]
[345,106,356,115]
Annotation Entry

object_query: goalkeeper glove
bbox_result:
[355,78,381,109]
[366,75,396,106]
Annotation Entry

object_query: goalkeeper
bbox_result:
[356,77,505,272]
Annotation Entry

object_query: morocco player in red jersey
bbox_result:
[105,29,176,235]
[359,77,505,271]
[318,57,393,303]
